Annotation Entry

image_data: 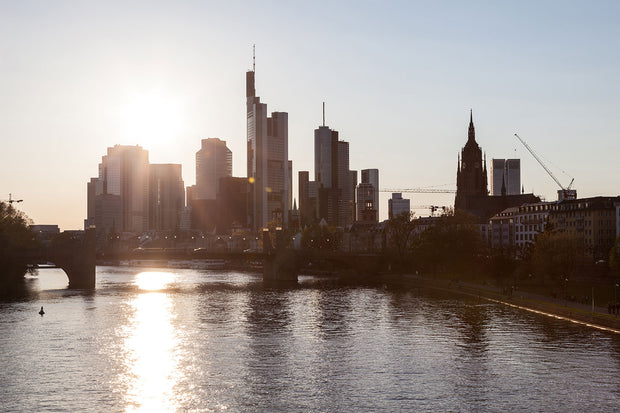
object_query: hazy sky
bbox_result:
[2,0,619,230]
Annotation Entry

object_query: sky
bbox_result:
[1,0,620,230]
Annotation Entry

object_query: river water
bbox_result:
[1,266,619,412]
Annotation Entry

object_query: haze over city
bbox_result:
[2,1,619,230]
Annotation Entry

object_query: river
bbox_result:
[1,266,619,412]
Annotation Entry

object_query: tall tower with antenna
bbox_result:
[246,46,291,231]
[313,102,355,227]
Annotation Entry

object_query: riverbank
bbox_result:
[377,273,620,334]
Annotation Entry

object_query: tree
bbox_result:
[412,209,485,275]
[0,202,38,284]
[530,230,585,281]
[385,211,416,271]
[609,235,620,278]
[300,223,340,251]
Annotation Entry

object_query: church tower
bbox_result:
[455,110,488,211]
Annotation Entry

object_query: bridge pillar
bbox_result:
[61,228,96,289]
[262,228,298,282]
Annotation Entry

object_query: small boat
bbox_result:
[39,306,45,316]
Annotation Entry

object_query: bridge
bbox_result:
[22,228,96,289]
[263,249,386,281]
[123,247,385,282]
[261,229,386,281]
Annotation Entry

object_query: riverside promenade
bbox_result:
[391,273,620,333]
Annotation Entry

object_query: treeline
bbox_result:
[297,209,620,292]
[383,210,620,302]
[0,202,38,286]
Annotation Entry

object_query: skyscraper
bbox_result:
[490,158,521,196]
[188,139,232,233]
[358,169,379,222]
[86,145,150,247]
[149,164,184,231]
[356,183,377,223]
[195,138,232,200]
[388,193,410,219]
[246,56,290,230]
[98,145,150,234]
[313,121,355,227]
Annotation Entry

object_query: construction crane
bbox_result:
[380,188,456,194]
[514,133,576,201]
[3,194,23,204]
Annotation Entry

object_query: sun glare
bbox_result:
[122,92,185,145]
[135,271,175,291]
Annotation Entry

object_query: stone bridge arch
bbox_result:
[30,229,97,289]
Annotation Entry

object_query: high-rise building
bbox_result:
[189,138,233,232]
[388,193,410,219]
[356,183,377,223]
[195,138,232,200]
[349,170,358,223]
[217,176,250,233]
[298,171,312,227]
[85,177,102,229]
[99,145,150,234]
[246,61,290,230]
[490,158,521,196]
[312,123,355,227]
[86,145,149,246]
[337,141,355,227]
[358,169,379,222]
[315,125,339,225]
[149,164,185,231]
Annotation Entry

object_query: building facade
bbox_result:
[359,169,379,222]
[312,125,356,227]
[149,163,185,231]
[95,145,150,234]
[548,196,620,259]
[246,68,290,230]
[490,158,521,196]
[514,201,554,251]
[489,207,517,251]
[217,176,250,233]
[195,138,232,200]
[356,182,377,223]
[388,192,410,219]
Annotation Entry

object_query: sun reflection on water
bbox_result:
[135,271,175,291]
[123,271,180,412]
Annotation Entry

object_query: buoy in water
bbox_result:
[39,306,45,316]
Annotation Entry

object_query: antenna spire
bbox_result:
[322,101,325,127]
[252,44,255,72]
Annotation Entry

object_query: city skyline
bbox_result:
[2,1,620,230]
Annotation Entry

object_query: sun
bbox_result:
[122,92,185,145]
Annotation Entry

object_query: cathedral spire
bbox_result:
[468,109,475,143]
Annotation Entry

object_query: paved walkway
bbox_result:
[403,273,620,332]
